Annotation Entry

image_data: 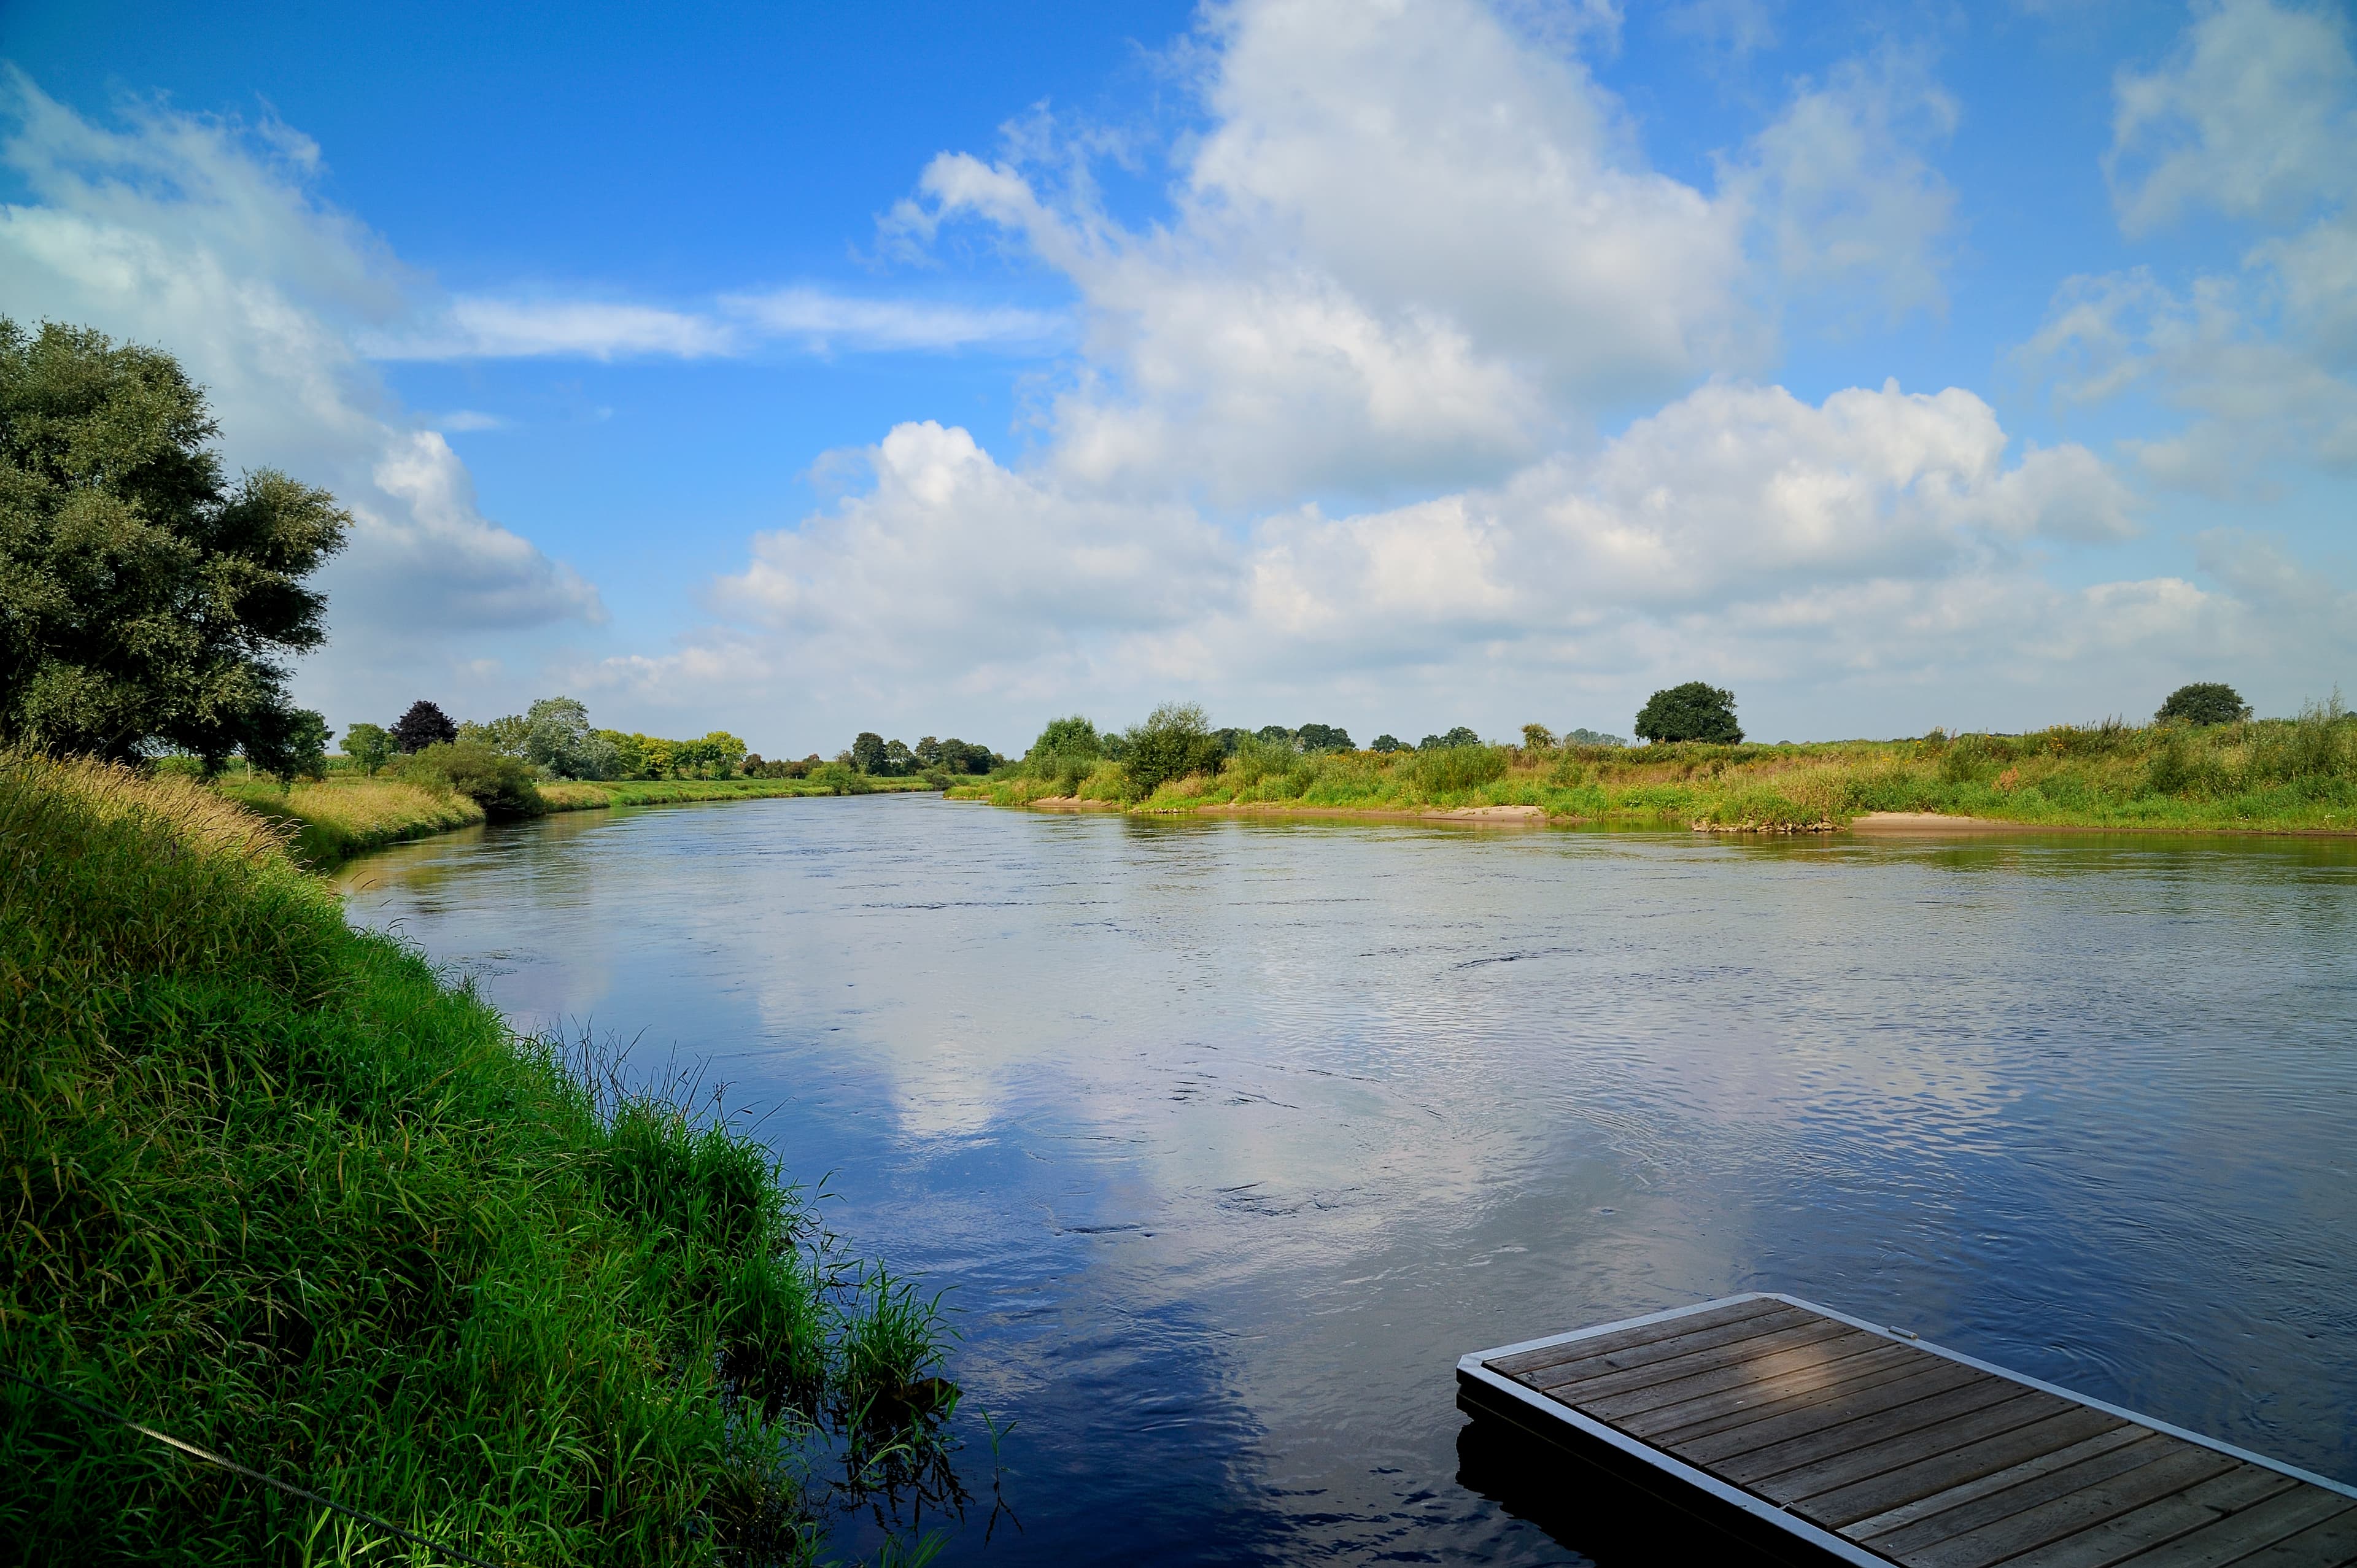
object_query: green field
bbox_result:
[1,751,951,1565]
[953,708,2357,834]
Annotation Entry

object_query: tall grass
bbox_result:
[950,707,2357,833]
[0,750,953,1565]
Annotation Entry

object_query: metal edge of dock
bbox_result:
[1454,1291,2357,1565]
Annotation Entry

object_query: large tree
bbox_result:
[2156,682,2250,726]
[1635,682,1743,744]
[0,320,347,773]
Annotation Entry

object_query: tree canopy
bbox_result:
[2156,682,2250,726]
[1122,701,1224,794]
[1635,682,1743,744]
[0,319,347,773]
[393,700,459,753]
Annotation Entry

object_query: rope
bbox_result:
[1,1369,509,1567]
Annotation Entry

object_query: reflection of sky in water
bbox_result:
[338,798,2357,1564]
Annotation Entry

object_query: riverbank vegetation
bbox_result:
[956,696,2357,834]
[0,748,956,1564]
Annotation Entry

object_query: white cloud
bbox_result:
[721,286,1062,352]
[0,72,605,655]
[2106,0,2357,235]
[368,296,737,360]
[1732,50,1961,323]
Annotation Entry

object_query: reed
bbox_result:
[0,749,952,1565]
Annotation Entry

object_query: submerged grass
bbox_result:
[951,704,2357,834]
[1,750,954,1566]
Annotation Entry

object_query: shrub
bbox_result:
[1635,682,1743,744]
[1410,743,1509,793]
[342,720,393,774]
[1121,702,1225,794]
[2157,682,2250,726]
[392,739,546,819]
[805,760,869,795]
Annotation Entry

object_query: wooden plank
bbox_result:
[1529,1314,1863,1403]
[1710,1374,2027,1484]
[1584,1333,1905,1427]
[1485,1297,1794,1379]
[1614,1341,1929,1445]
[1805,1417,2144,1534]
[2105,1488,2357,1568]
[1673,1359,1993,1468]
[2213,1504,2357,1567]
[1887,1443,2242,1568]
[1999,1463,2301,1568]
[1509,1307,1829,1395]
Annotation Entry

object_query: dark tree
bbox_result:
[0,320,347,773]
[914,736,943,767]
[1296,722,1353,752]
[883,738,915,773]
[1635,682,1743,744]
[850,731,888,773]
[1255,724,1295,747]
[1370,733,1405,752]
[2156,682,2250,726]
[1028,716,1101,761]
[1420,726,1480,750]
[392,700,459,753]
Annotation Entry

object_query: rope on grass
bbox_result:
[1,1368,509,1567]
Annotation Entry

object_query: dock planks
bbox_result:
[1458,1294,2357,1567]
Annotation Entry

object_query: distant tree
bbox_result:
[522,696,616,779]
[0,319,348,773]
[1635,682,1742,744]
[1420,726,1480,750]
[851,732,888,773]
[1563,727,1627,749]
[2156,682,2250,726]
[392,700,459,753]
[1255,724,1296,747]
[883,738,915,773]
[1100,728,1131,762]
[1370,733,1405,753]
[1122,701,1225,794]
[343,720,393,775]
[1296,722,1353,752]
[938,738,996,773]
[914,735,943,767]
[457,714,532,757]
[1522,723,1557,752]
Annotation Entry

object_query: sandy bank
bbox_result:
[1847,811,2025,833]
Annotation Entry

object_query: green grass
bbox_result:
[0,751,953,1566]
[214,773,942,873]
[950,706,2357,835]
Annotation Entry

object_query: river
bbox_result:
[335,795,2357,1564]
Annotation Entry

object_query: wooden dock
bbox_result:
[1457,1293,2357,1567]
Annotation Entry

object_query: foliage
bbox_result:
[390,699,457,754]
[523,695,620,779]
[456,713,531,756]
[1419,726,1480,749]
[851,732,889,773]
[1370,734,1405,752]
[1563,728,1627,748]
[1120,701,1225,795]
[0,320,347,774]
[1408,743,1509,793]
[2157,682,2251,726]
[0,749,951,1564]
[340,721,392,776]
[1522,724,1556,751]
[1026,716,1102,765]
[804,760,871,795]
[1295,722,1353,752]
[1635,682,1743,744]
[390,739,547,819]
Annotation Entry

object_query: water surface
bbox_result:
[338,797,2357,1563]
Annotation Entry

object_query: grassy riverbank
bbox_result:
[222,773,937,870]
[0,751,951,1565]
[953,708,2357,833]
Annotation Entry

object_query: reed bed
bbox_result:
[0,749,954,1566]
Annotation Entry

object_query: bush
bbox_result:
[1121,702,1225,794]
[1635,682,1743,744]
[341,720,393,775]
[805,760,869,795]
[393,740,546,819]
[2157,682,2250,726]
[1409,743,1509,793]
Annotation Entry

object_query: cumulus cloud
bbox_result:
[0,72,605,650]
[2106,0,2357,235]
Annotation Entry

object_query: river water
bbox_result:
[336,795,2357,1564]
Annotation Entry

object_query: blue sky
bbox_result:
[6,0,2353,752]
